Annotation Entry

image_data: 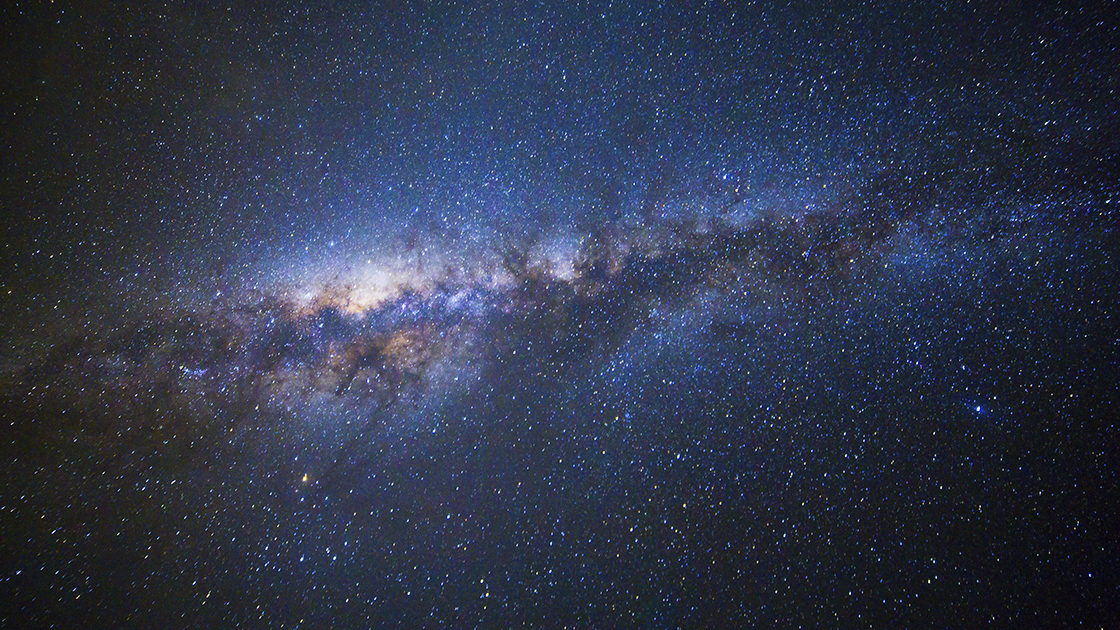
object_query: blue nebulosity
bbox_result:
[1,1,1118,628]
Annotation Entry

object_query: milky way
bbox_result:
[2,2,1118,628]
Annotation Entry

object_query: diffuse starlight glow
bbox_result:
[2,1,1116,627]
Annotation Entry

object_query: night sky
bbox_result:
[2,1,1118,627]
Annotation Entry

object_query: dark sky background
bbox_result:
[1,1,1118,628]
[4,1,1114,313]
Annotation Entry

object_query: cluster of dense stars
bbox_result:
[4,188,1118,627]
[2,1,1118,628]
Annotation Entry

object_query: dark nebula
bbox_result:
[2,1,1118,628]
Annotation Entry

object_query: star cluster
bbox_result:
[1,1,1118,628]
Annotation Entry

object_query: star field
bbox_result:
[1,1,1118,628]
